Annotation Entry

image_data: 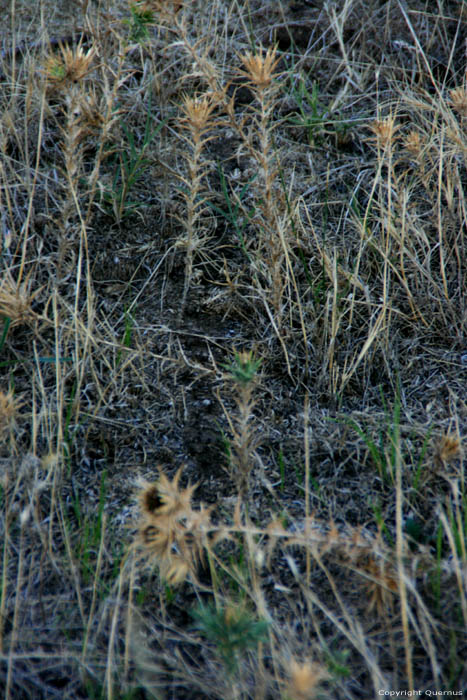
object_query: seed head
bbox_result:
[130,0,183,16]
[435,433,462,465]
[0,270,42,328]
[0,389,22,441]
[239,45,281,90]
[404,129,424,157]
[44,41,96,87]
[449,85,467,117]
[135,468,214,585]
[368,116,400,148]
[179,92,220,136]
[287,659,329,700]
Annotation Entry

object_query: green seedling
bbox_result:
[191,602,269,676]
[207,163,257,260]
[345,416,390,483]
[103,100,167,223]
[71,471,108,587]
[224,349,261,385]
[292,455,304,486]
[278,447,323,500]
[447,628,464,689]
[411,427,432,491]
[63,380,77,475]
[429,521,443,612]
[323,642,351,679]
[84,677,142,700]
[124,4,154,43]
[404,516,427,551]
[136,585,149,607]
[289,79,327,146]
[371,501,394,547]
[0,317,10,356]
[338,387,405,485]
[288,78,350,147]
[0,318,18,370]
[276,147,329,310]
[116,308,134,367]
[278,449,286,492]
[447,495,467,560]
[349,190,374,241]
[164,584,175,605]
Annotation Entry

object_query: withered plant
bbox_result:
[176,90,222,318]
[234,46,291,328]
[219,349,262,498]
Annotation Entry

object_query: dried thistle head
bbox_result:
[0,389,22,441]
[360,553,398,618]
[0,270,43,328]
[404,129,424,158]
[239,45,281,90]
[43,40,96,88]
[179,92,220,138]
[139,481,163,514]
[368,116,400,148]
[131,0,183,18]
[449,85,467,118]
[286,659,329,700]
[434,433,462,468]
[135,468,215,585]
[139,467,197,517]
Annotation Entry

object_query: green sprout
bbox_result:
[224,350,261,385]
[191,602,269,675]
[125,4,155,43]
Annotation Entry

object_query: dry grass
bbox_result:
[0,0,466,698]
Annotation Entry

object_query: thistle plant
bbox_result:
[0,389,21,444]
[234,46,287,325]
[191,602,269,677]
[284,658,330,700]
[125,2,155,43]
[133,467,220,585]
[222,350,262,497]
[0,269,43,329]
[366,115,401,347]
[176,91,220,319]
[43,40,97,279]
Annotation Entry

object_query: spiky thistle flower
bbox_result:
[239,45,281,90]
[404,129,424,157]
[449,84,467,117]
[178,91,221,141]
[286,659,329,700]
[225,349,262,386]
[130,0,183,20]
[134,467,219,585]
[0,389,22,442]
[0,269,43,328]
[43,40,96,88]
[368,116,400,149]
[360,553,398,617]
[176,90,222,319]
[434,433,462,470]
